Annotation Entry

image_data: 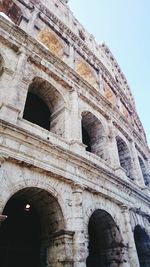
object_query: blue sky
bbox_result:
[69,0,150,146]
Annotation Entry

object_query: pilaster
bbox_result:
[72,184,87,267]
[121,206,140,267]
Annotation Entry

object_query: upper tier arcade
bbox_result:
[0,0,146,145]
[0,0,150,189]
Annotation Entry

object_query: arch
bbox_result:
[81,111,108,160]
[116,136,133,180]
[37,28,64,58]
[0,187,66,267]
[86,209,124,267]
[134,225,150,267]
[75,58,98,89]
[23,77,65,136]
[138,157,149,186]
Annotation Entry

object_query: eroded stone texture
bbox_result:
[0,0,150,267]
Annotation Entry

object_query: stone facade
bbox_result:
[0,0,150,266]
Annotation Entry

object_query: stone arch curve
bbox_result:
[79,106,108,133]
[23,76,67,135]
[23,64,69,104]
[85,203,127,267]
[134,224,150,267]
[84,202,123,237]
[27,76,65,112]
[0,177,68,229]
[0,178,72,267]
[80,110,109,160]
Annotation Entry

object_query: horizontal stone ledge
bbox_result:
[49,229,75,238]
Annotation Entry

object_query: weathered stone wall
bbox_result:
[0,1,150,266]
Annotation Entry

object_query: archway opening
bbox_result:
[134,225,150,267]
[87,209,124,267]
[138,157,149,186]
[116,136,133,180]
[81,111,107,160]
[82,125,91,152]
[23,77,65,136]
[23,92,51,130]
[0,187,65,267]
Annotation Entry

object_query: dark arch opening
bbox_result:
[0,187,64,267]
[138,157,149,186]
[81,111,107,160]
[23,92,51,130]
[23,77,65,136]
[86,209,124,267]
[116,136,133,180]
[0,197,40,267]
[134,225,150,267]
[82,125,91,152]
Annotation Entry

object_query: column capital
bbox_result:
[72,183,85,193]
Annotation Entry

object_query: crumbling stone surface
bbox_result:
[0,1,150,266]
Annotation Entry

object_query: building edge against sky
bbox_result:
[0,0,150,267]
[68,0,150,147]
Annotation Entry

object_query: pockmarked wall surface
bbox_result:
[0,1,150,267]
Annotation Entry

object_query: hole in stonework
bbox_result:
[23,92,51,130]
[23,77,65,136]
[0,187,65,267]
[81,111,107,160]
[138,156,149,186]
[134,225,150,267]
[82,125,91,152]
[86,209,124,267]
[116,136,133,180]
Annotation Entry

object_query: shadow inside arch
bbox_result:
[0,187,65,267]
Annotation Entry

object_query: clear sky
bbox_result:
[69,0,150,146]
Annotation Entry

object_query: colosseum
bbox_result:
[0,0,150,266]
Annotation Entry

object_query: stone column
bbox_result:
[68,44,75,69]
[0,49,28,124]
[72,185,87,267]
[98,69,104,93]
[26,8,39,35]
[107,121,127,179]
[69,89,85,153]
[121,206,140,267]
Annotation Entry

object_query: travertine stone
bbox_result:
[0,1,150,266]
